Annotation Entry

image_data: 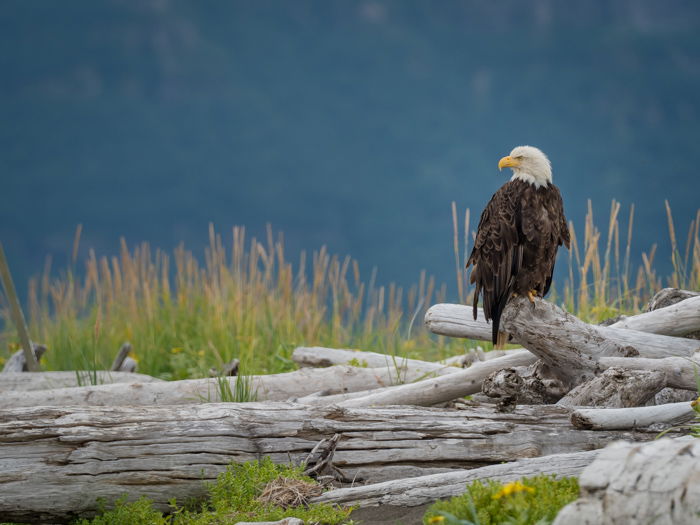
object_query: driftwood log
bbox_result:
[426,298,700,389]
[647,287,700,311]
[0,364,427,408]
[426,292,700,342]
[0,402,666,523]
[0,371,163,392]
[570,401,697,430]
[336,351,536,408]
[556,367,666,408]
[1,344,47,372]
[292,346,458,376]
[314,449,599,508]
[553,438,700,525]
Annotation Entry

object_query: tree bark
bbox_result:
[553,438,700,525]
[557,367,666,408]
[646,287,700,312]
[0,402,664,523]
[0,364,427,408]
[596,355,700,391]
[314,450,599,508]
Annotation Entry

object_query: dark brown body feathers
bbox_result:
[466,179,570,344]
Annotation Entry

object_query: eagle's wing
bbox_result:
[539,185,569,296]
[466,183,522,343]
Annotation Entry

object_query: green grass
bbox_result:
[0,201,699,379]
[423,475,580,525]
[71,458,352,525]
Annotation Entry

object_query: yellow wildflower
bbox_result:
[171,347,184,354]
[197,349,205,357]
[0,356,5,365]
[492,480,536,500]
[427,516,445,524]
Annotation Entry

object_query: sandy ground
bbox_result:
[350,504,430,525]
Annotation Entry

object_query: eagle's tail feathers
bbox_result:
[494,330,508,350]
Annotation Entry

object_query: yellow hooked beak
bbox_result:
[498,156,520,171]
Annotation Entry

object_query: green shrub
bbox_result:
[72,458,352,525]
[424,475,579,525]
[73,496,169,525]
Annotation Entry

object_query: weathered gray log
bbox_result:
[0,371,163,392]
[570,401,696,430]
[0,364,427,408]
[608,295,700,337]
[426,301,700,360]
[596,354,700,391]
[110,342,132,371]
[336,350,537,408]
[0,402,665,522]
[1,344,47,372]
[654,387,698,405]
[482,362,568,407]
[500,297,700,386]
[553,438,700,525]
[292,347,458,376]
[557,368,666,408]
[314,449,598,508]
[647,287,700,311]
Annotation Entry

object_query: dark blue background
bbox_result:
[2,1,699,296]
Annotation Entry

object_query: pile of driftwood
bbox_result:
[1,289,699,523]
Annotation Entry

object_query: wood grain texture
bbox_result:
[557,367,666,408]
[314,450,599,507]
[553,439,700,525]
[0,364,423,408]
[570,401,696,430]
[0,370,162,392]
[0,402,663,522]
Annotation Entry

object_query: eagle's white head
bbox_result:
[498,145,552,188]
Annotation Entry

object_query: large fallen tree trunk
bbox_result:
[0,365,426,408]
[556,368,666,408]
[607,295,700,336]
[0,402,666,523]
[314,449,599,508]
[0,371,162,392]
[336,351,536,407]
[553,438,700,525]
[292,347,459,376]
[570,401,697,430]
[426,299,700,355]
[427,298,700,388]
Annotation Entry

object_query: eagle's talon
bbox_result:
[527,290,537,304]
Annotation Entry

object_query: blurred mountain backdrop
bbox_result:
[2,0,699,297]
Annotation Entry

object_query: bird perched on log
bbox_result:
[466,146,570,348]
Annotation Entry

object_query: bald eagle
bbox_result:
[466,146,570,348]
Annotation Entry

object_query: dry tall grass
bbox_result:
[452,200,700,321]
[1,202,698,378]
[2,225,444,378]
